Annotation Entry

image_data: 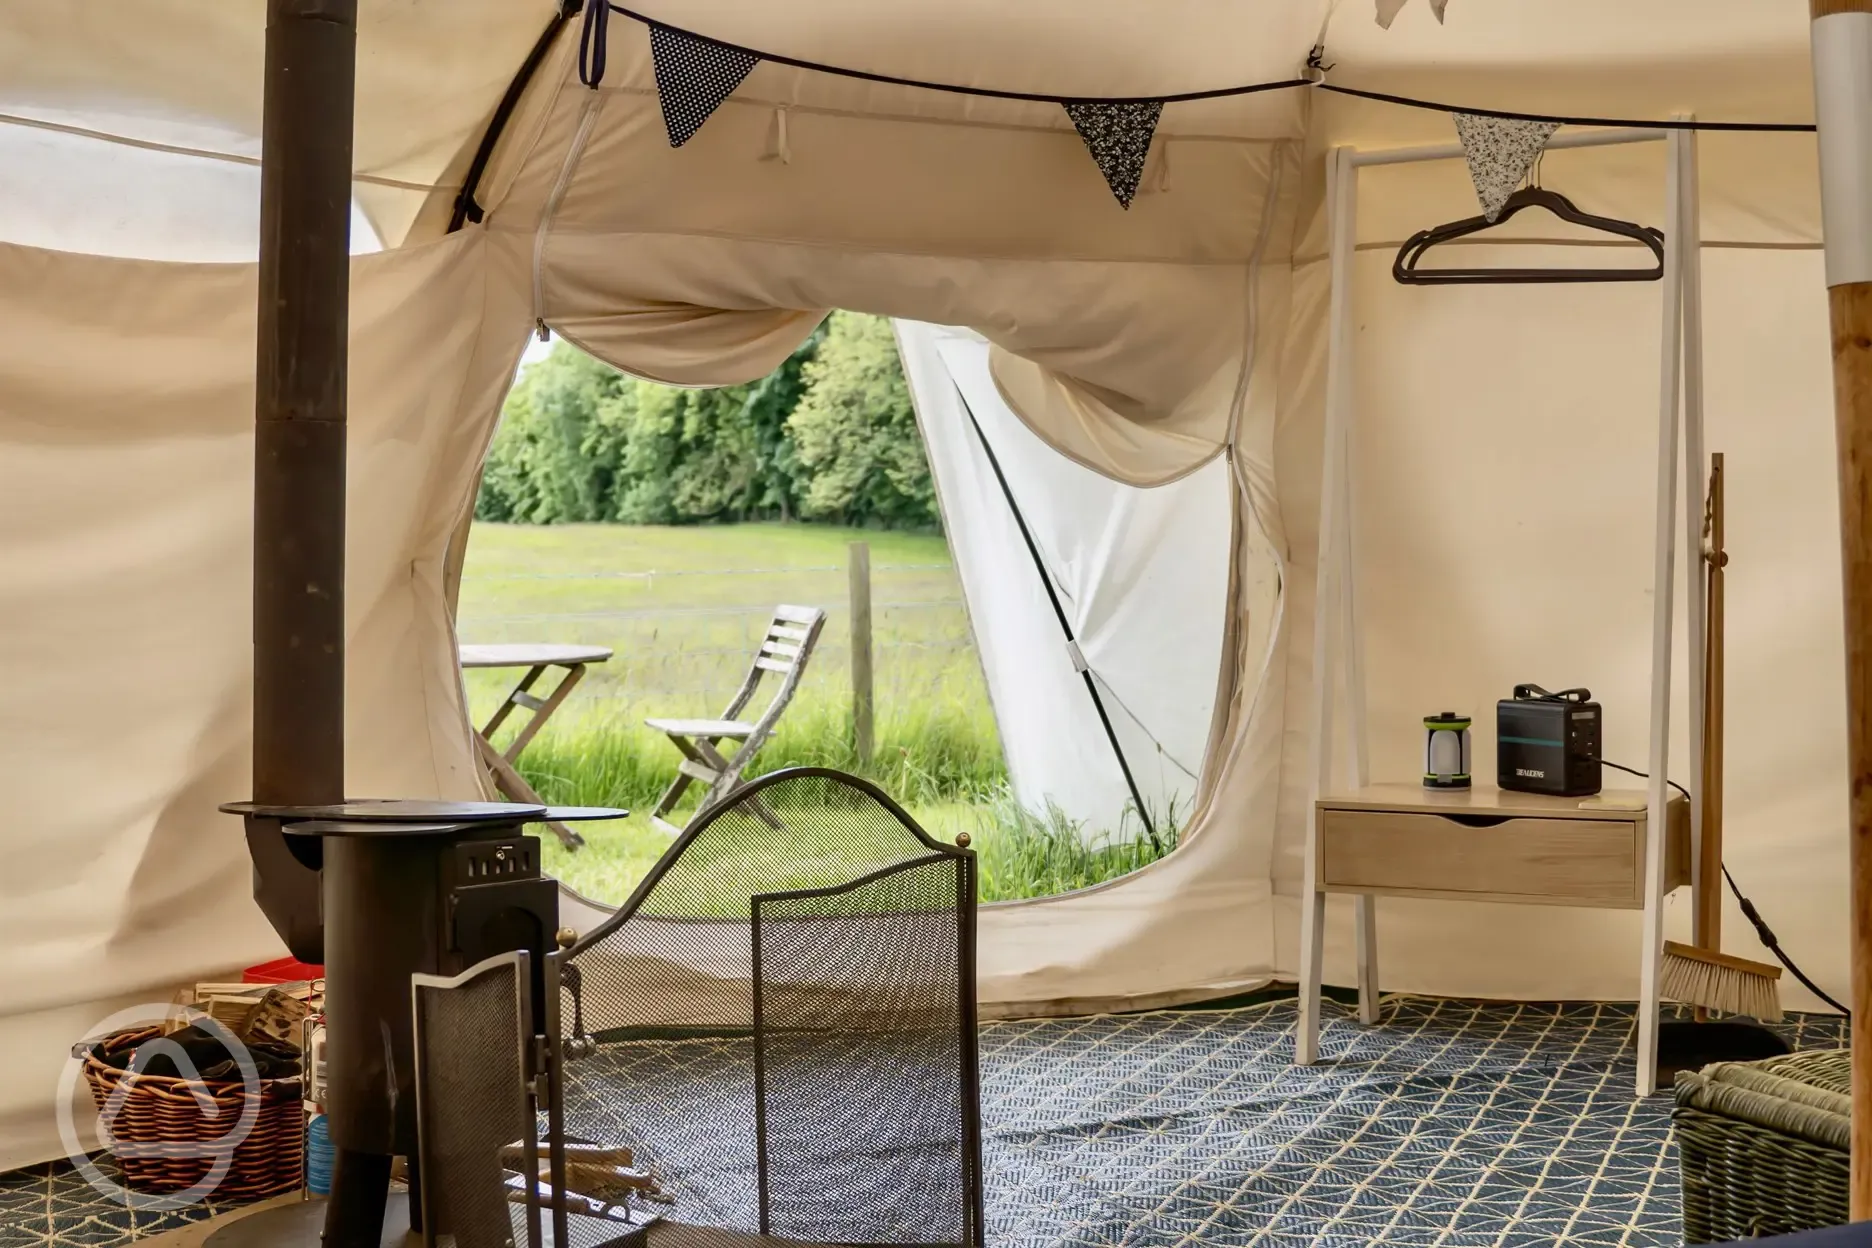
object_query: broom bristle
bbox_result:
[1660,942,1784,1023]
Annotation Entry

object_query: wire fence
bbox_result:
[460,562,958,587]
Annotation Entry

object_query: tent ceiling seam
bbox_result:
[0,109,448,193]
[511,221,1265,268]
[591,85,1301,145]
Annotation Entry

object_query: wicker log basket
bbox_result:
[1673,1048,1851,1244]
[80,1025,304,1200]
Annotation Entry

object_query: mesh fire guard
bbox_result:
[415,768,985,1248]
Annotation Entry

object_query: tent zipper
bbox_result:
[534,91,605,338]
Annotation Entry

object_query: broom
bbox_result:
[1659,453,1785,1024]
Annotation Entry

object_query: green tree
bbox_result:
[600,327,829,525]
[738,323,825,522]
[476,317,936,531]
[609,382,759,524]
[475,343,629,523]
[788,312,938,530]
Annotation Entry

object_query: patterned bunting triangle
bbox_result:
[1452,112,1559,221]
[650,23,761,148]
[1062,101,1164,209]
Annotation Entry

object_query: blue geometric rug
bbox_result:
[976,997,1841,1248]
[0,996,1847,1248]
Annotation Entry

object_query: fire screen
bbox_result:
[412,950,541,1248]
[552,768,983,1248]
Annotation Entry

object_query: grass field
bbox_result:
[458,522,1176,903]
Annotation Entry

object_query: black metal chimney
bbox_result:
[240,0,373,1242]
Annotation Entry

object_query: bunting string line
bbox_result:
[599,3,1314,104]
[1319,83,1818,133]
[593,1,1817,134]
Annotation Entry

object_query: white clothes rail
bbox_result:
[1296,124,1704,1098]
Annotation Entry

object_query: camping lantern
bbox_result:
[1423,713,1472,789]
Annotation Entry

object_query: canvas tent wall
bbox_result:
[0,0,1847,1169]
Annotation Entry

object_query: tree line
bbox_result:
[475,312,940,531]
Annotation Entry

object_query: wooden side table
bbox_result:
[1296,783,1690,1093]
[460,643,615,849]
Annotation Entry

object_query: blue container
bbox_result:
[305,1114,333,1196]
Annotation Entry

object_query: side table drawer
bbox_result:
[1320,810,1644,907]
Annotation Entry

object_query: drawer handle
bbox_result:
[1438,814,1511,828]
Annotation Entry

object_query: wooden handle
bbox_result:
[1811,1,1872,1214]
[1828,280,1872,1221]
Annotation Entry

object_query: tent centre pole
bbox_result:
[254,0,354,814]
[1810,0,1872,1218]
[253,0,366,1242]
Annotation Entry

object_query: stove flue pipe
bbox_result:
[248,1,383,1244]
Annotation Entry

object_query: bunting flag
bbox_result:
[1063,101,1164,209]
[650,23,761,148]
[1452,112,1559,221]
[1375,0,1449,29]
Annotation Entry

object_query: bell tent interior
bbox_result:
[3,1,1872,1245]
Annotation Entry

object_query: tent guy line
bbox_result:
[590,1,1817,132]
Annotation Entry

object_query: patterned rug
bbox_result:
[0,996,1847,1248]
[975,997,1841,1248]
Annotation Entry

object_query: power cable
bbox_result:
[1596,757,1847,1014]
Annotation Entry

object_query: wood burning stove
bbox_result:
[211,798,619,1248]
[216,770,980,1248]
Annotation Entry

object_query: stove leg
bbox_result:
[406,1154,425,1234]
[324,1150,393,1248]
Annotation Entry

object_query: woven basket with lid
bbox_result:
[1673,1047,1850,1244]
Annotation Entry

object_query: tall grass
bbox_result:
[515,704,1181,906]
[967,788,1185,903]
[513,693,1005,813]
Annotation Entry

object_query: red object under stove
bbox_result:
[243,956,324,984]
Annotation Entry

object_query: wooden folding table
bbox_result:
[459,643,614,849]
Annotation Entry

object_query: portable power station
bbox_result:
[1497,684,1602,797]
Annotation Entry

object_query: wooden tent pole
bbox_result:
[1812,0,1872,1218]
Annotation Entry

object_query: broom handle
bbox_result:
[1698,453,1726,951]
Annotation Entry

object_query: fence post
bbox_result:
[849,541,874,763]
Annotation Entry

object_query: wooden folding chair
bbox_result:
[644,605,827,836]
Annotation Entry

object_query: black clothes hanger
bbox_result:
[1392,186,1666,285]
